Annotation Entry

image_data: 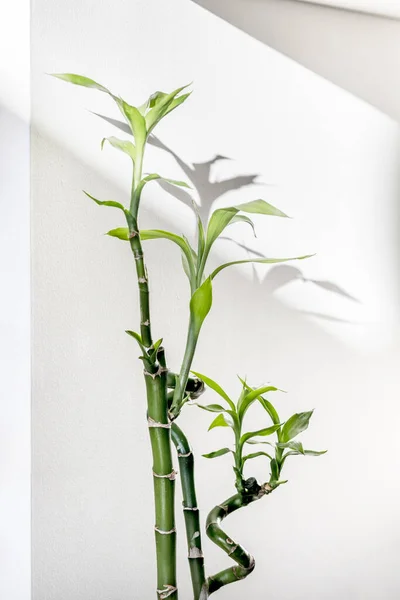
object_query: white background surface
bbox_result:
[0,0,31,598]
[30,0,400,599]
[301,0,400,18]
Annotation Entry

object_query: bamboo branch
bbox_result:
[171,423,206,600]
[201,484,273,598]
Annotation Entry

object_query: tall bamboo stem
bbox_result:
[126,148,177,599]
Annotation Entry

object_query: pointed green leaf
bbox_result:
[206,199,288,254]
[206,207,238,250]
[228,214,257,237]
[106,227,130,240]
[196,403,227,413]
[242,451,273,463]
[191,371,235,410]
[114,97,147,146]
[234,199,288,217]
[208,413,234,431]
[237,385,278,422]
[240,423,282,445]
[136,173,191,199]
[181,250,192,282]
[277,441,305,454]
[140,229,195,280]
[202,447,231,459]
[304,449,327,456]
[101,136,136,161]
[161,92,192,120]
[281,410,314,443]
[51,73,110,93]
[145,84,191,133]
[258,396,281,427]
[211,255,314,279]
[245,439,275,446]
[282,448,327,459]
[190,277,212,334]
[192,201,205,261]
[125,330,146,354]
[83,191,126,212]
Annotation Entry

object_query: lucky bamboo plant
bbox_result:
[53,74,325,600]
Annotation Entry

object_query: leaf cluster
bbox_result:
[194,373,326,492]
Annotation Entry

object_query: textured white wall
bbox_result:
[0,0,31,598]
[32,0,400,599]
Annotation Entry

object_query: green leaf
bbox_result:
[191,371,235,411]
[114,97,147,147]
[160,92,192,120]
[206,207,237,251]
[51,73,110,93]
[281,411,314,443]
[202,448,231,459]
[106,227,130,240]
[196,403,227,413]
[190,277,213,334]
[83,191,126,212]
[101,136,136,161]
[181,251,192,282]
[140,229,195,280]
[242,451,273,463]
[147,340,163,362]
[277,441,305,454]
[304,449,327,456]
[245,439,275,447]
[240,423,282,445]
[208,413,234,431]
[125,330,146,353]
[145,84,191,133]
[234,199,288,217]
[205,199,288,254]
[228,214,257,237]
[192,201,205,262]
[258,396,281,427]
[136,173,191,199]
[211,255,314,279]
[237,385,278,422]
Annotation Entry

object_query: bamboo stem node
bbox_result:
[147,416,171,429]
[177,450,192,458]
[157,584,178,599]
[153,470,177,481]
[155,526,177,535]
[144,366,168,380]
[188,547,204,559]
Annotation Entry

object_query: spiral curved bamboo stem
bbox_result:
[201,484,273,598]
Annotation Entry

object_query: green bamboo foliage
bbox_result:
[53,73,324,600]
[195,374,326,596]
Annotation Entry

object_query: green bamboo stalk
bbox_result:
[171,423,206,600]
[201,484,273,598]
[126,149,177,599]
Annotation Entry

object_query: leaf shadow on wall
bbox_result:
[95,111,361,324]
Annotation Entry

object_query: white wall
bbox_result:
[300,0,400,19]
[0,0,31,598]
[31,0,400,599]
[194,0,400,124]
